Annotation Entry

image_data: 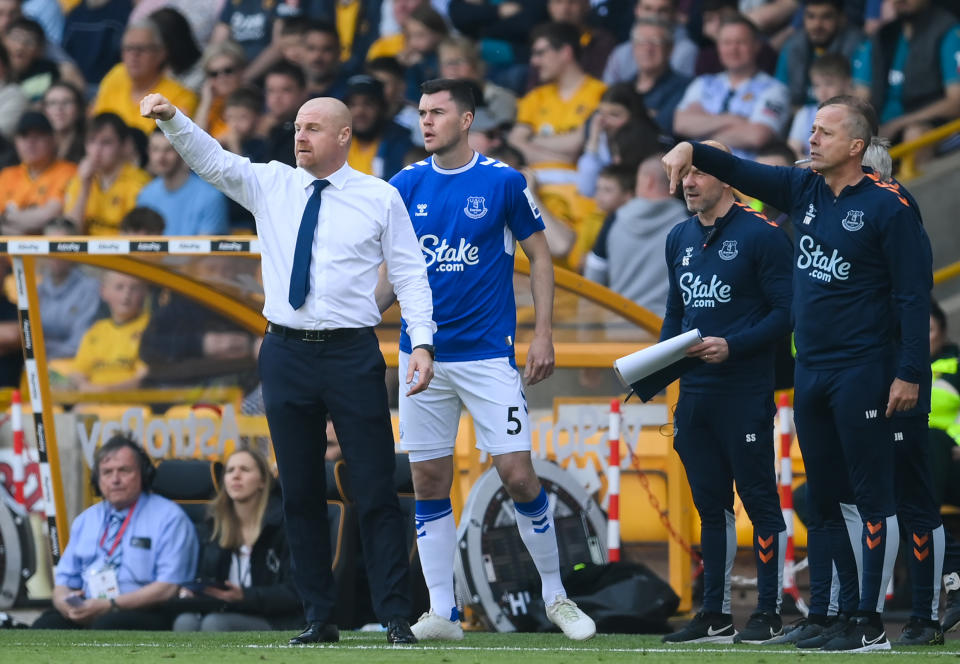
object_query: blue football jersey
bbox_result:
[390,152,544,361]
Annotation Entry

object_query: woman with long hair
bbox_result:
[576,83,662,197]
[173,449,301,631]
[42,81,85,162]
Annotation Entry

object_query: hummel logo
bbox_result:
[707,625,730,636]
[865,409,878,419]
[415,203,428,216]
[894,431,904,442]
[861,632,886,647]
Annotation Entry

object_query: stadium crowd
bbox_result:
[3,0,960,648]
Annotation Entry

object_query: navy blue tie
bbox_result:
[288,179,330,310]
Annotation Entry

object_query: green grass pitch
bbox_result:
[3,631,958,663]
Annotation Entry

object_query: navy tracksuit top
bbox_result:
[690,143,932,390]
[660,200,794,394]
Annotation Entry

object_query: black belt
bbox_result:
[266,322,367,342]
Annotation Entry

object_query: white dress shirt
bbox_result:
[157,111,435,347]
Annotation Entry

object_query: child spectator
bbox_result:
[593,163,635,219]
[220,87,266,232]
[64,113,151,235]
[119,206,165,235]
[787,52,851,160]
[4,16,57,102]
[68,270,150,393]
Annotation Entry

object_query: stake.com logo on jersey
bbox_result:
[420,235,480,272]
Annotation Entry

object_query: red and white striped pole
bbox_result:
[607,399,621,562]
[11,389,25,506]
[778,392,801,606]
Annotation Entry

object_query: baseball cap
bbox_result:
[15,111,53,136]
[345,75,386,105]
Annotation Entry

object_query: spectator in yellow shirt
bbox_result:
[0,111,76,234]
[91,20,198,136]
[64,113,151,235]
[508,22,606,270]
[69,270,150,393]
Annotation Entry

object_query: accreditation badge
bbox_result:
[84,564,120,599]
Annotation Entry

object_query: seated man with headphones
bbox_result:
[32,434,199,630]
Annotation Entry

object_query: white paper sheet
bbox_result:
[613,329,703,389]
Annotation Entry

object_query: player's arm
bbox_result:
[724,226,794,357]
[141,94,264,214]
[518,230,555,385]
[882,205,932,416]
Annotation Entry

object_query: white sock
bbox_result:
[415,498,458,621]
[514,487,566,604]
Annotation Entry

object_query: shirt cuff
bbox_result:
[157,109,190,135]
[407,325,433,349]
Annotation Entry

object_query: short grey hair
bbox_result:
[819,95,878,156]
[124,19,165,48]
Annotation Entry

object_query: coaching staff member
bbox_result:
[33,434,198,630]
[140,93,436,645]
[659,141,791,645]
[663,96,932,652]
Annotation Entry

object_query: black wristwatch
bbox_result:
[413,344,435,360]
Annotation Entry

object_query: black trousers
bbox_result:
[31,608,172,630]
[259,328,411,625]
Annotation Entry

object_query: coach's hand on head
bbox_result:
[406,347,434,396]
[886,378,919,418]
[140,93,176,121]
[662,142,694,195]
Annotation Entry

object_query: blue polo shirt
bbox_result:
[55,492,198,595]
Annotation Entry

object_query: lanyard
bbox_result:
[99,499,137,558]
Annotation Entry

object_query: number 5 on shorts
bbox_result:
[507,406,522,435]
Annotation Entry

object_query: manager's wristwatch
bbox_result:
[413,344,435,360]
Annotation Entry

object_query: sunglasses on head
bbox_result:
[207,66,238,78]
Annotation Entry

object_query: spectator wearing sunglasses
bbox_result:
[196,40,247,140]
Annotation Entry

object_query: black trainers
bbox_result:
[796,614,848,649]
[895,617,944,646]
[662,611,737,644]
[763,614,830,645]
[820,614,890,652]
[943,572,960,633]
[734,611,783,643]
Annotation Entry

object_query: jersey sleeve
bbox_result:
[660,227,684,341]
[880,203,933,384]
[505,170,544,241]
[692,141,812,219]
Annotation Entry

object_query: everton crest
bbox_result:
[718,240,738,261]
[464,196,488,219]
[841,209,864,232]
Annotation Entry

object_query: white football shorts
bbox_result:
[398,351,532,461]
